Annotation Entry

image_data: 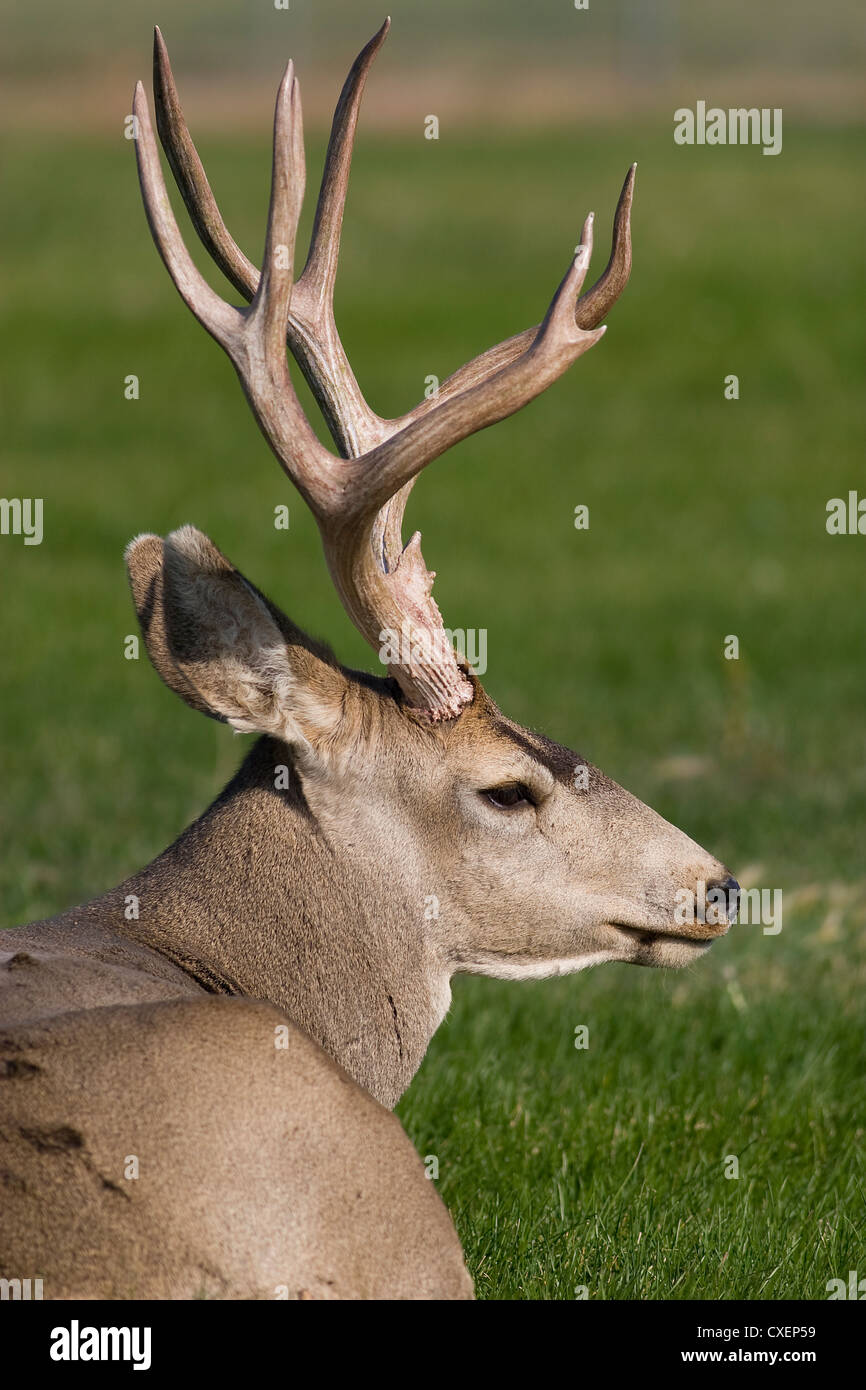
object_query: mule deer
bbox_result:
[0,22,737,1300]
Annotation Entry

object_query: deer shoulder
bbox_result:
[0,995,472,1299]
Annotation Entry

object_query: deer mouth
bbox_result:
[611,923,722,949]
[611,876,740,948]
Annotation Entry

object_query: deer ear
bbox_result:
[125,525,348,756]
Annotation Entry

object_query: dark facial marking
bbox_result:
[491,717,601,790]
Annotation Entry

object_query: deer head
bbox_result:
[125,22,737,1106]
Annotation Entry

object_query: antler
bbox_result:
[133,20,635,720]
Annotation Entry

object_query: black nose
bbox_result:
[708,875,740,923]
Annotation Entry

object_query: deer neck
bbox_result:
[110,737,448,1109]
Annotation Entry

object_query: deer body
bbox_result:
[0,23,737,1300]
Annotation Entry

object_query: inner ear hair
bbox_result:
[126,530,224,720]
[127,527,351,751]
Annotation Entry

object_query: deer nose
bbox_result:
[708,874,740,924]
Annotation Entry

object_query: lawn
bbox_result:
[1,116,863,1299]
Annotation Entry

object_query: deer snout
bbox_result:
[713,875,740,922]
[686,872,740,938]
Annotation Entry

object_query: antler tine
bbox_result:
[296,17,391,317]
[132,81,244,348]
[253,62,306,361]
[349,240,605,520]
[135,72,336,513]
[218,63,341,513]
[574,162,635,328]
[286,17,393,455]
[393,167,635,428]
[152,25,258,303]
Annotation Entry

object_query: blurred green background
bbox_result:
[1,0,864,1299]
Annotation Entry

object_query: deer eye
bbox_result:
[483,783,535,810]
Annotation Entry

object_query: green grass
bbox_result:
[1,120,864,1299]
